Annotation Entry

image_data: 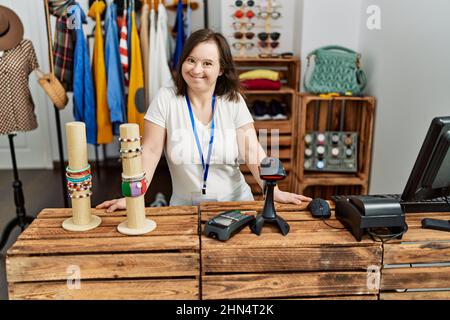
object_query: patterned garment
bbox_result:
[0,40,39,135]
[53,16,74,91]
[49,0,75,91]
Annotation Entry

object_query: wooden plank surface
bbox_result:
[203,246,382,273]
[17,215,197,240]
[37,206,198,219]
[381,266,450,290]
[9,279,199,300]
[7,235,199,255]
[7,253,199,282]
[384,242,450,265]
[380,291,450,300]
[202,272,377,300]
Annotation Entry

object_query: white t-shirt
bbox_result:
[144,87,255,205]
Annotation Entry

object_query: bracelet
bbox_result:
[119,136,142,143]
[66,174,92,183]
[69,191,93,199]
[122,179,147,198]
[121,172,146,182]
[120,147,142,154]
[66,164,91,174]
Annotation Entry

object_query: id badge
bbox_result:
[191,192,218,205]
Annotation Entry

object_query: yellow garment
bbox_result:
[88,1,113,144]
[128,10,146,134]
[239,69,280,81]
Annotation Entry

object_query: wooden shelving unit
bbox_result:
[233,57,301,198]
[292,94,376,199]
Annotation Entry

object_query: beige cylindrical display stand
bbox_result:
[117,124,156,235]
[62,122,101,231]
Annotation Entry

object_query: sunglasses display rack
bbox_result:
[292,95,377,200]
[222,0,295,58]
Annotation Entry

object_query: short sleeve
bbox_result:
[26,40,39,74]
[234,93,254,129]
[144,87,172,128]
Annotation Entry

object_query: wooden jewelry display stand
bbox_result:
[62,122,101,231]
[117,124,156,235]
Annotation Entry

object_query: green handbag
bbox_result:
[304,45,367,95]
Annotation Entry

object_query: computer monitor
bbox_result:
[401,116,450,202]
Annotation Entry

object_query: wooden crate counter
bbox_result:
[200,201,382,300]
[6,206,200,300]
[380,211,450,300]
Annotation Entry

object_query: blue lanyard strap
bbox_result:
[185,95,216,194]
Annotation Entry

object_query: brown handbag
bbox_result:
[36,69,68,110]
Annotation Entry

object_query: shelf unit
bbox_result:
[292,94,376,199]
[233,57,301,197]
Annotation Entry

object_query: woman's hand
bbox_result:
[96,198,126,213]
[273,188,312,205]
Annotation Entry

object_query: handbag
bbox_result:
[304,45,367,95]
[36,69,68,110]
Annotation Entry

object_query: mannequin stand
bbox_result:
[0,134,35,251]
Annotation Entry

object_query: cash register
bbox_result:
[333,116,450,241]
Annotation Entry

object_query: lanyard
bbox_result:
[185,94,216,194]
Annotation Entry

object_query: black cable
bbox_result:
[367,225,409,243]
[321,217,346,230]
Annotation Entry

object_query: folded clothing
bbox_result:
[241,79,282,90]
[239,69,280,81]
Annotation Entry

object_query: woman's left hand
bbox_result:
[273,188,312,205]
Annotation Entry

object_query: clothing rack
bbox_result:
[43,0,69,207]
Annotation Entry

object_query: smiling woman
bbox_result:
[97,29,311,211]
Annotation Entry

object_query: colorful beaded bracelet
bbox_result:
[69,191,93,199]
[119,147,143,154]
[118,136,142,143]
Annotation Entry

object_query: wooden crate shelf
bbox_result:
[234,57,301,196]
[6,207,200,300]
[379,211,450,300]
[200,201,382,300]
[292,94,376,198]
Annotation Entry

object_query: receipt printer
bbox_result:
[333,195,407,241]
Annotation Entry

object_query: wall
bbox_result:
[357,0,450,193]
[300,0,361,90]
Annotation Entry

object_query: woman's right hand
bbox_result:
[96,198,126,213]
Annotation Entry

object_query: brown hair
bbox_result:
[174,29,241,102]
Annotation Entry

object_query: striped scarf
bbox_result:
[49,0,75,91]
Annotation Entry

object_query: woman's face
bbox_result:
[182,41,223,93]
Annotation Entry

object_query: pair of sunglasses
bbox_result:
[259,52,294,59]
[232,21,255,30]
[234,10,255,19]
[232,42,255,50]
[234,32,255,40]
[258,11,282,19]
[258,32,280,41]
[235,0,255,7]
[258,41,279,49]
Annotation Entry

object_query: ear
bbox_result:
[219,69,224,76]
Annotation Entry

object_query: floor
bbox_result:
[0,159,172,300]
